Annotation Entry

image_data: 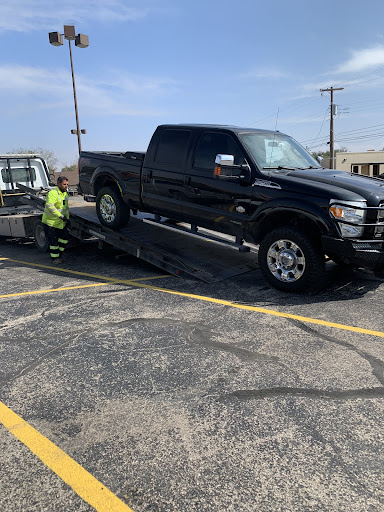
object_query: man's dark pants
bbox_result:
[43,224,70,260]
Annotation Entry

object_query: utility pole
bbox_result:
[320,86,344,169]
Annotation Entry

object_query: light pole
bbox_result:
[49,25,89,154]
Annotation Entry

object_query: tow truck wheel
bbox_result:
[96,186,130,229]
[33,220,49,253]
[258,227,326,293]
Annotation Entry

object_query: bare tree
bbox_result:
[8,147,58,173]
[61,160,78,173]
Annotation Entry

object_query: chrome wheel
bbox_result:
[96,186,130,229]
[99,194,116,224]
[266,238,306,282]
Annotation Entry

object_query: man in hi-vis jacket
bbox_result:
[42,176,70,265]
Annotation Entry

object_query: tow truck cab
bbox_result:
[0,154,51,209]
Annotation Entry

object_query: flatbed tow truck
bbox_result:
[0,154,53,244]
[18,185,258,283]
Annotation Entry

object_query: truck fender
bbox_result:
[247,199,335,244]
[90,166,126,198]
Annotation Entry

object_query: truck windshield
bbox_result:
[239,132,320,171]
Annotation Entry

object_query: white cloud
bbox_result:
[0,64,177,116]
[337,45,384,73]
[0,0,150,33]
[241,68,287,79]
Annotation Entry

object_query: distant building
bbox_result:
[335,150,384,177]
[51,170,78,194]
[52,170,78,186]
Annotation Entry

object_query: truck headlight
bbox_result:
[329,200,366,238]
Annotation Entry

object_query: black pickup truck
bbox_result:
[78,124,384,292]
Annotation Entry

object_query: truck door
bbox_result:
[181,131,253,236]
[142,128,192,217]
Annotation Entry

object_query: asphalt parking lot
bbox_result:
[1,234,384,512]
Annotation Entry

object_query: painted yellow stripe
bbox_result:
[2,258,384,339]
[0,282,111,299]
[0,401,134,512]
[132,283,384,338]
[0,258,171,283]
[126,281,384,339]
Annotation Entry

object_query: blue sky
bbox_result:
[1,0,384,169]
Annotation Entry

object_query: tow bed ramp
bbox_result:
[20,186,258,283]
[70,203,258,283]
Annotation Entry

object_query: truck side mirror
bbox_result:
[215,154,234,167]
[214,154,251,182]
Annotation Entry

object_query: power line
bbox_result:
[302,107,329,146]
[335,123,384,135]
[247,94,324,126]
[342,97,384,106]
[304,132,384,149]
[300,122,384,145]
[340,65,384,87]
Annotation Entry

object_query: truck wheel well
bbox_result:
[93,178,120,197]
[255,211,323,244]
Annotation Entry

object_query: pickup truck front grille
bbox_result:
[374,202,384,238]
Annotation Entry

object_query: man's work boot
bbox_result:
[52,258,63,266]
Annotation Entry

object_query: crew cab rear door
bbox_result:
[141,128,192,217]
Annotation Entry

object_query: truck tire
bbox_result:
[258,227,326,293]
[33,220,49,253]
[96,186,130,229]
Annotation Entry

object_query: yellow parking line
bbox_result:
[127,281,384,339]
[0,282,111,299]
[0,258,171,283]
[0,401,134,512]
[2,257,384,339]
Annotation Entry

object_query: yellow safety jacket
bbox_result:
[42,187,69,229]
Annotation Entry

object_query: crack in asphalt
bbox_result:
[218,318,384,402]
[187,325,278,363]
[218,386,384,401]
[1,317,278,388]
[0,328,95,386]
[287,319,384,386]
[4,315,384,405]
[96,317,277,363]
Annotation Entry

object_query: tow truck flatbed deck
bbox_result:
[70,201,258,283]
[20,187,259,283]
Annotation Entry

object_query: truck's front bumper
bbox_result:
[322,235,384,269]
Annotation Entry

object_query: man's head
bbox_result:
[57,176,69,193]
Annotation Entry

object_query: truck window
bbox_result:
[193,132,244,169]
[1,167,36,184]
[154,129,191,165]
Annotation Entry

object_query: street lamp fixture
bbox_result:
[48,25,89,154]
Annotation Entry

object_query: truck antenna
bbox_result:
[274,106,280,132]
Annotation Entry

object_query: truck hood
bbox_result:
[268,168,384,205]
